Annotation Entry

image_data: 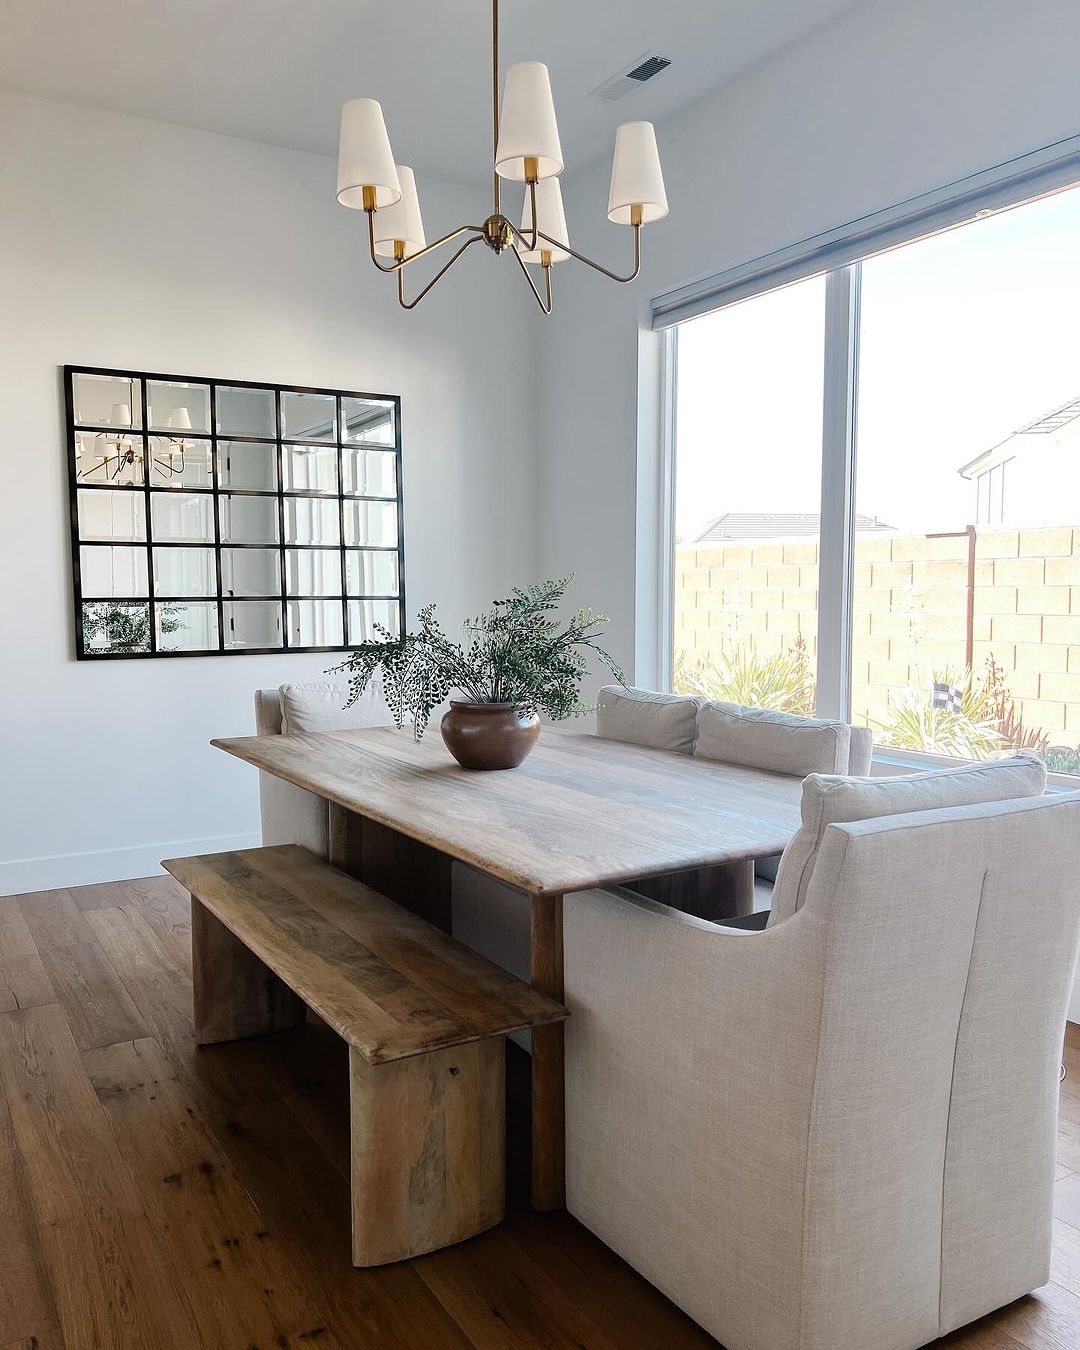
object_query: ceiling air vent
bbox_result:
[593,53,672,103]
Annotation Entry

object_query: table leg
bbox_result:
[530,891,565,1210]
[328,801,453,933]
[625,857,757,920]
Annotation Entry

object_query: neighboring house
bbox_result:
[959,395,1080,526]
[689,511,892,544]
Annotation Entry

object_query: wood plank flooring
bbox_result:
[0,874,1077,1350]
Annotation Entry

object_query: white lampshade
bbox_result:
[108,402,132,427]
[607,121,668,224]
[337,99,402,209]
[373,166,427,258]
[495,62,563,181]
[516,178,570,265]
[170,407,192,431]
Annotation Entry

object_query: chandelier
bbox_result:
[335,0,669,313]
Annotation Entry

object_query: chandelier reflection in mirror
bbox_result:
[337,0,669,313]
[76,376,201,485]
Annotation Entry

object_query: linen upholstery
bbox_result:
[695,700,851,776]
[596,684,699,754]
[770,753,1047,924]
[253,680,391,856]
[848,724,873,775]
[280,676,388,734]
[564,793,1080,1350]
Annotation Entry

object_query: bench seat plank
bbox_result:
[162,845,566,1066]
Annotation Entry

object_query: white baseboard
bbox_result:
[1,831,262,896]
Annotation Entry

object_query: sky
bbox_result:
[674,182,1080,541]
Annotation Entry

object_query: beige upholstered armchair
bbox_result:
[253,679,391,855]
[564,778,1077,1350]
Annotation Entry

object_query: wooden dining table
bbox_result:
[212,725,804,1209]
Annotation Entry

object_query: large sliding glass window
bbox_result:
[668,180,1080,778]
[673,276,825,713]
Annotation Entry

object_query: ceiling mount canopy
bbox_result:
[336,0,668,313]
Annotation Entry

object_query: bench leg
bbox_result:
[190,896,306,1046]
[349,1038,505,1266]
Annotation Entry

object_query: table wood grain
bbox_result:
[212,727,804,899]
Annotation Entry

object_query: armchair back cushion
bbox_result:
[254,679,391,855]
[280,676,389,735]
[695,701,851,776]
[848,725,873,775]
[596,685,699,754]
[770,754,1047,924]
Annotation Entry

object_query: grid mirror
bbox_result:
[66,366,404,659]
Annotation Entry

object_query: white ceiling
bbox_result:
[0,0,865,186]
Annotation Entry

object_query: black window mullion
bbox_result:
[394,396,405,639]
[337,396,349,646]
[275,390,289,649]
[139,378,156,653]
[208,382,225,652]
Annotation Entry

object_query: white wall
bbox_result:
[535,0,1080,687]
[0,91,538,893]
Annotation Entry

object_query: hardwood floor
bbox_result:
[0,875,1078,1349]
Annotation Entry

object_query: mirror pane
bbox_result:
[147,380,211,434]
[150,492,214,544]
[224,600,283,650]
[221,547,280,597]
[153,546,215,597]
[286,549,343,596]
[156,601,218,652]
[80,545,148,598]
[78,489,146,542]
[217,440,277,492]
[347,598,400,644]
[284,496,340,546]
[345,549,398,596]
[343,498,397,547]
[216,386,275,438]
[75,431,144,486]
[342,396,395,446]
[219,494,279,545]
[283,445,338,494]
[72,373,142,430]
[287,598,343,648]
[82,600,151,654]
[281,390,336,442]
[148,436,213,489]
[342,447,396,498]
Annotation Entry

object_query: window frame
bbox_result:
[655,145,1080,788]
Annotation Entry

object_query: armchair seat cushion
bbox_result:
[770,754,1047,923]
[695,701,851,776]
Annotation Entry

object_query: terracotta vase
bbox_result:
[440,701,540,770]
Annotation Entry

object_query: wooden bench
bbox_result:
[162,844,568,1267]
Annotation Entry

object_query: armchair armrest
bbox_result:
[563,885,826,1348]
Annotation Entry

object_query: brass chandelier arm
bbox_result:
[510,245,553,315]
[397,234,484,309]
[536,223,642,283]
[366,210,485,274]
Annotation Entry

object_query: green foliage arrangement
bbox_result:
[82,600,185,655]
[333,575,624,738]
[673,636,816,716]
